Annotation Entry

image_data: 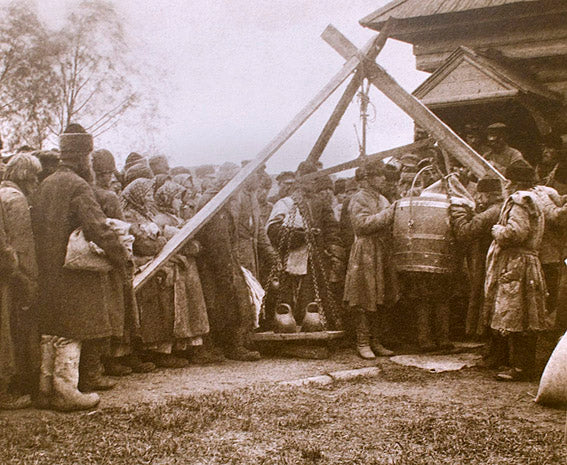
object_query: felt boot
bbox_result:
[79,339,117,392]
[149,352,190,369]
[369,312,394,357]
[35,335,56,409]
[497,333,537,381]
[478,332,509,369]
[104,358,133,377]
[191,342,225,364]
[356,311,375,360]
[225,327,260,361]
[0,391,31,410]
[51,338,99,412]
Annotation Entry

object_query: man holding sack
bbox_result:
[32,124,130,411]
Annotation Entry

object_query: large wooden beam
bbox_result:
[322,25,506,181]
[305,72,363,164]
[302,138,433,181]
[305,22,392,165]
[133,35,380,290]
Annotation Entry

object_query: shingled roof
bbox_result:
[361,0,542,29]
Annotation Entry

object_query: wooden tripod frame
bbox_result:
[133,24,505,290]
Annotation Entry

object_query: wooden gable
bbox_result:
[413,47,562,108]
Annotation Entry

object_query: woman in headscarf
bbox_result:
[121,179,189,369]
[153,181,210,360]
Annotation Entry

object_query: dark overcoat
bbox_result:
[450,202,501,335]
[32,166,129,340]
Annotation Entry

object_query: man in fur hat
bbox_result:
[343,160,397,359]
[450,177,505,365]
[32,124,130,411]
[484,162,552,381]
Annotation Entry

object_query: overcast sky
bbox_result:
[33,0,429,173]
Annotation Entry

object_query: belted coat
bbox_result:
[483,191,553,334]
[32,167,129,340]
[343,187,398,312]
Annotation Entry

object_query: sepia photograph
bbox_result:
[0,0,566,463]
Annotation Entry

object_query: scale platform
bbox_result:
[252,330,345,342]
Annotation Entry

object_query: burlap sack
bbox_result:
[535,332,567,407]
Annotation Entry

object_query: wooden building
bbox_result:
[360,0,567,163]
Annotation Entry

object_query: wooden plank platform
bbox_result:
[252,331,345,342]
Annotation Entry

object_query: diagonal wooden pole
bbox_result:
[301,138,432,181]
[321,25,506,181]
[305,21,393,165]
[133,34,382,290]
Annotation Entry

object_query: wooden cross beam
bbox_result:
[305,21,393,165]
[133,32,385,290]
[321,25,506,182]
[301,138,433,181]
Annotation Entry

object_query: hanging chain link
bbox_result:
[260,199,298,318]
[261,192,343,331]
[295,192,343,331]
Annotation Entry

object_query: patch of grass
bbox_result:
[0,373,565,464]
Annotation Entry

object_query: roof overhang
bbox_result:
[413,47,562,108]
[360,0,565,43]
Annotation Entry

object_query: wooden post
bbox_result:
[133,34,379,290]
[306,72,363,164]
[301,139,432,181]
[305,21,392,165]
[321,25,506,181]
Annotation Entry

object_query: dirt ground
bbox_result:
[4,344,562,427]
[1,346,565,464]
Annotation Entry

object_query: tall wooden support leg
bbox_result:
[305,71,363,164]
[321,25,506,181]
[306,22,392,165]
[133,34,380,290]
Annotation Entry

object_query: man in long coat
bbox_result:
[266,166,343,331]
[32,124,130,411]
[484,162,553,381]
[196,164,262,361]
[450,177,504,366]
[0,153,41,409]
[344,160,397,359]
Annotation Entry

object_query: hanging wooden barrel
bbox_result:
[392,192,465,274]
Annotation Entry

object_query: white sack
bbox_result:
[536,332,567,407]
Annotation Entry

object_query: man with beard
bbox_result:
[32,124,130,411]
[344,160,397,359]
[450,177,504,365]
[266,163,343,332]
[483,123,528,174]
[484,162,552,381]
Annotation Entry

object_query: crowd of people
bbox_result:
[0,120,565,412]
